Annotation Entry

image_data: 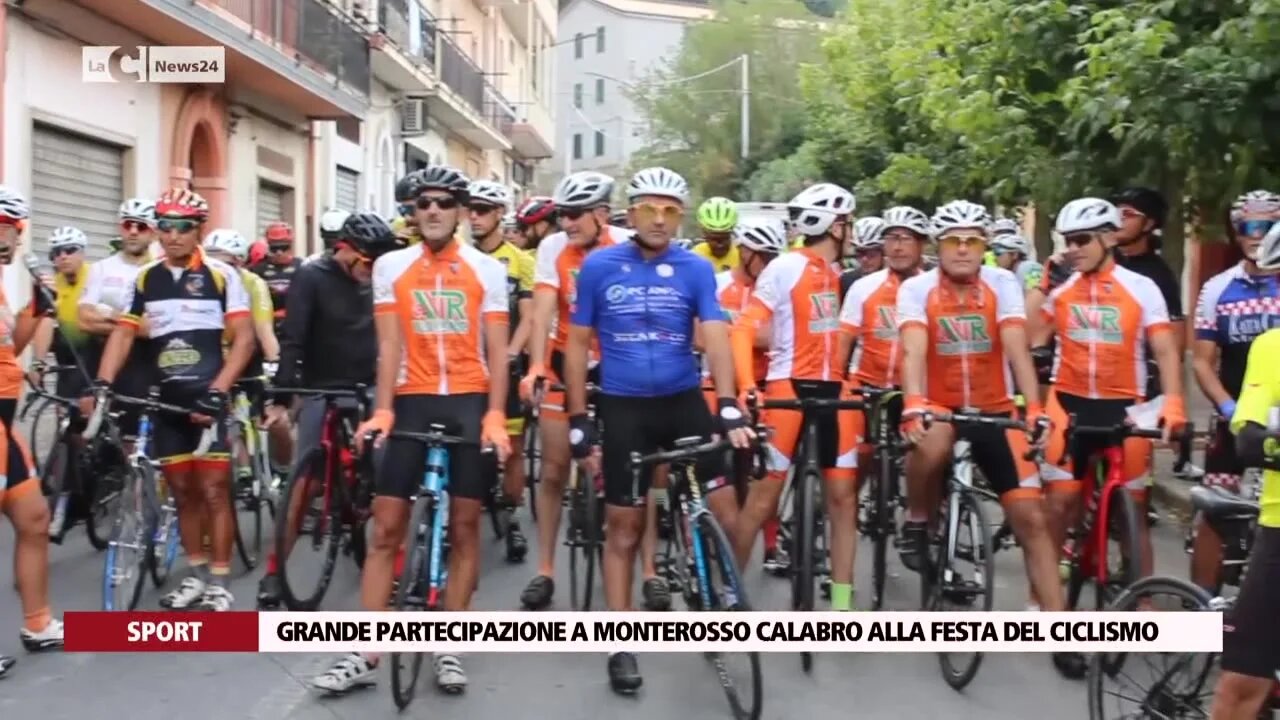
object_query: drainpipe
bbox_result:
[305,120,317,255]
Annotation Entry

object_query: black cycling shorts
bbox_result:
[0,398,38,503]
[597,388,728,508]
[379,393,488,501]
[152,387,230,469]
[1204,413,1246,492]
[1222,526,1280,679]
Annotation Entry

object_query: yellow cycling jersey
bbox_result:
[223,268,272,348]
[1231,328,1280,528]
[692,241,739,274]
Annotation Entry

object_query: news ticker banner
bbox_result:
[63,611,1222,654]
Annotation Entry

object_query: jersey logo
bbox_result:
[1066,304,1123,344]
[409,289,469,334]
[873,306,898,340]
[184,274,205,295]
[936,314,992,355]
[567,268,581,305]
[807,292,839,333]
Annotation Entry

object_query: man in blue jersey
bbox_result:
[564,166,753,695]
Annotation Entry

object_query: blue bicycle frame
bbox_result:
[418,443,451,609]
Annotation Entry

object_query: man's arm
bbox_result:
[1191,339,1230,409]
[371,314,400,413]
[77,263,116,334]
[898,325,928,398]
[1001,324,1041,400]
[509,297,533,355]
[97,322,137,384]
[255,318,280,361]
[1150,328,1185,399]
[214,315,256,391]
[527,288,556,370]
[564,324,592,416]
[702,321,737,400]
[26,316,54,361]
[486,318,510,413]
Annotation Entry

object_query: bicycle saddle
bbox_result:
[1189,485,1259,521]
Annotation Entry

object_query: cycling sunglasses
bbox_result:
[1062,232,1103,248]
[1237,219,1276,237]
[937,234,987,249]
[631,202,684,224]
[120,220,151,233]
[468,202,501,215]
[559,207,590,221]
[156,218,201,234]
[49,246,82,260]
[416,195,460,211]
[267,243,292,254]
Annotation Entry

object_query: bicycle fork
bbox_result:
[424,446,450,610]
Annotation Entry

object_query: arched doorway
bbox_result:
[170,90,229,228]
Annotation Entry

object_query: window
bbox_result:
[596,26,605,53]
[594,131,605,157]
[572,134,583,160]
[595,78,605,104]
[573,83,583,109]
[574,33,583,59]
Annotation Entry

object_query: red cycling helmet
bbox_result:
[515,196,556,226]
[155,187,210,221]
[248,239,268,265]
[264,222,294,243]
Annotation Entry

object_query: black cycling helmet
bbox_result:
[395,171,424,204]
[1111,186,1168,229]
[338,212,399,260]
[414,165,471,202]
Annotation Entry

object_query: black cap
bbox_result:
[1111,187,1167,229]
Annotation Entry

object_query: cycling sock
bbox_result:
[762,518,778,552]
[905,511,927,523]
[189,558,211,583]
[1026,604,1040,612]
[209,564,231,588]
[831,583,853,611]
[651,487,669,511]
[264,552,278,575]
[23,608,51,633]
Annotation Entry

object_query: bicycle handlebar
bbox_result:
[921,411,1050,462]
[270,385,372,399]
[82,389,217,456]
[1066,415,1196,459]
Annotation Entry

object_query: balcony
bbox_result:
[508,97,554,159]
[429,33,510,150]
[69,0,371,118]
[371,0,439,91]
[485,0,555,48]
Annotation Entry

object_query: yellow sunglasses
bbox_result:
[631,202,684,223]
[938,234,988,249]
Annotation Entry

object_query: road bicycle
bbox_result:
[853,384,906,610]
[37,387,123,550]
[269,386,373,611]
[753,385,864,674]
[84,388,214,611]
[20,362,78,473]
[638,434,764,720]
[226,377,280,570]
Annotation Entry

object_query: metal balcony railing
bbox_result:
[210,0,371,95]
[438,34,485,115]
[484,84,516,137]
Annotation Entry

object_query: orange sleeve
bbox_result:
[732,298,771,392]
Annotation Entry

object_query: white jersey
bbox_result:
[79,252,150,315]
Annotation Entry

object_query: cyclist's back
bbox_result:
[1233,328,1280,525]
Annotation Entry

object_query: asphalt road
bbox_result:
[0,490,1197,720]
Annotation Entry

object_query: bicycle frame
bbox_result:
[1072,445,1128,585]
[943,440,979,573]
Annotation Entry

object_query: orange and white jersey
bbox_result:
[897,266,1025,413]
[532,226,625,354]
[840,268,914,387]
[372,241,509,395]
[0,286,22,399]
[740,248,844,382]
[1041,263,1170,400]
[714,270,769,383]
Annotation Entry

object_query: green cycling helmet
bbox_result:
[697,196,738,233]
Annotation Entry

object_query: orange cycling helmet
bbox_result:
[264,222,293,243]
[249,239,268,265]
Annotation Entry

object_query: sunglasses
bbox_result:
[121,220,151,233]
[854,247,883,256]
[632,202,684,223]
[156,218,200,234]
[1062,232,1102,248]
[268,244,292,254]
[416,195,460,211]
[882,231,920,244]
[468,203,500,215]
[1237,219,1276,237]
[938,234,987,249]
[49,246,81,259]
[559,207,590,221]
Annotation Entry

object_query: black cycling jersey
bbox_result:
[250,257,303,327]
[1116,246,1182,399]
[272,255,376,394]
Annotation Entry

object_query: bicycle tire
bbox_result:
[695,512,763,720]
[40,435,71,543]
[275,448,342,611]
[86,467,126,552]
[230,422,262,571]
[1086,576,1213,720]
[932,490,994,691]
[26,397,56,477]
[567,467,601,611]
[101,471,151,611]
[146,465,181,588]
[390,496,433,710]
[872,447,895,610]
[523,416,540,522]
[792,466,818,674]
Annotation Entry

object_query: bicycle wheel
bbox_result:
[929,490,994,691]
[791,467,818,673]
[523,415,540,522]
[39,434,71,542]
[86,465,126,552]
[696,512,763,720]
[146,466,181,588]
[567,466,601,611]
[390,497,434,710]
[1086,576,1214,720]
[25,397,56,477]
[275,448,342,611]
[871,466,891,610]
[229,423,263,571]
[102,472,152,611]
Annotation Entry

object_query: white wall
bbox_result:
[227,112,308,248]
[3,15,162,308]
[552,0,690,180]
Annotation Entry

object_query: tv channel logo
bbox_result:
[83,46,225,84]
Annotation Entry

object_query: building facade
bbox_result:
[550,0,711,187]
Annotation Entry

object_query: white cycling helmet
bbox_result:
[990,233,1030,255]
[119,197,156,226]
[0,186,29,222]
[627,167,689,205]
[991,218,1020,237]
[553,171,614,209]
[48,226,87,250]
[203,228,250,261]
[1231,189,1280,221]
[1055,197,1121,235]
[734,219,788,254]
[320,208,350,236]
[930,200,991,237]
[502,210,518,229]
[788,183,855,237]
[881,206,931,237]
[468,180,511,208]
[853,217,886,249]
[1258,221,1280,271]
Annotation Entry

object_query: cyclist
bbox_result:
[258,212,395,608]
[248,239,268,267]
[692,196,740,273]
[28,227,94,400]
[730,182,862,611]
[308,208,350,263]
[502,209,523,248]
[310,166,511,695]
[1210,223,1280,720]
[896,200,1062,613]
[0,186,64,677]
[1189,189,1280,593]
[566,166,753,694]
[203,229,279,374]
[514,195,557,251]
[516,171,625,610]
[609,208,630,230]
[714,218,788,573]
[250,221,303,338]
[841,216,887,299]
[989,232,1044,292]
[89,188,254,611]
[469,179,533,563]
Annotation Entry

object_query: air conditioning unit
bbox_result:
[401,98,427,136]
